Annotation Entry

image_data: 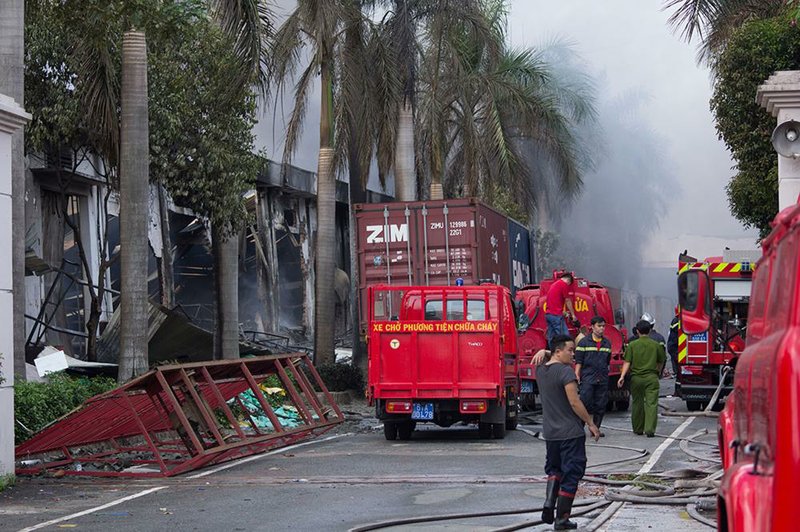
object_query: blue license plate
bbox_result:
[690,332,708,342]
[521,380,533,393]
[411,403,434,420]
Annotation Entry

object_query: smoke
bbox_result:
[534,44,680,292]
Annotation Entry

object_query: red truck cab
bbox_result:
[516,271,628,411]
[678,201,800,531]
[367,284,520,440]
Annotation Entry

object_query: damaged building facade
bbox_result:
[22,150,390,370]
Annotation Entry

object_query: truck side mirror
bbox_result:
[614,308,625,326]
[678,269,711,335]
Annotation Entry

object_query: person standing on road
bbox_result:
[667,307,680,383]
[575,316,612,436]
[628,312,666,349]
[537,335,600,530]
[617,320,666,437]
[545,272,577,348]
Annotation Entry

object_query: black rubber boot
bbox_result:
[554,494,578,530]
[593,413,605,437]
[541,477,560,524]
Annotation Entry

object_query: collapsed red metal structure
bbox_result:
[15,354,344,478]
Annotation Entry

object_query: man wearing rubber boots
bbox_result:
[537,335,601,529]
[575,316,612,436]
[618,320,666,437]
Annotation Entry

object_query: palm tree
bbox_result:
[0,0,27,381]
[271,0,371,367]
[663,0,784,62]
[416,2,595,211]
[117,31,150,382]
[66,1,272,379]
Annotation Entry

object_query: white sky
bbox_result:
[509,0,760,265]
[254,0,763,266]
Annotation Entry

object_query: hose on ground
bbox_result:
[687,502,717,528]
[347,499,606,532]
[679,429,722,464]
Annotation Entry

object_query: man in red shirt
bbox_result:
[545,272,576,347]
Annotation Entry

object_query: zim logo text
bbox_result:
[366,224,409,244]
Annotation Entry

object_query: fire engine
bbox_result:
[676,251,760,411]
[678,198,800,531]
[367,284,520,440]
[515,271,629,411]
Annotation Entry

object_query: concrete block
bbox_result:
[0,387,14,476]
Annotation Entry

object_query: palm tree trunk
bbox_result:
[118,31,150,383]
[394,101,416,201]
[0,0,26,381]
[212,224,239,360]
[314,59,336,367]
[348,125,367,373]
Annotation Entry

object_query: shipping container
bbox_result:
[355,198,531,332]
[508,218,534,291]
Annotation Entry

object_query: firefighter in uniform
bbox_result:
[618,320,666,437]
[575,316,611,436]
[667,307,680,383]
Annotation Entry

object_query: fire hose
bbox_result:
[349,430,720,531]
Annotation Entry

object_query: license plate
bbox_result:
[521,380,533,393]
[411,403,434,420]
[690,332,708,342]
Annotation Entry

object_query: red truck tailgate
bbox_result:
[370,321,502,399]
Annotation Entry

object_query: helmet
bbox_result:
[640,312,655,326]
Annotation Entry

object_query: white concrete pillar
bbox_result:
[756,71,800,210]
[0,94,30,477]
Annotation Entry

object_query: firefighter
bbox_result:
[537,335,600,529]
[667,306,680,383]
[575,316,611,436]
[628,312,666,349]
[618,320,666,437]
[545,272,577,347]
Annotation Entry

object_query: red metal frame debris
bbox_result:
[15,354,344,478]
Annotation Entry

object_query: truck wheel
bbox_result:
[383,421,398,441]
[478,422,492,439]
[505,417,518,431]
[615,398,630,412]
[492,422,506,439]
[686,401,703,412]
[398,421,414,441]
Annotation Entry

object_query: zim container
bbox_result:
[355,198,531,331]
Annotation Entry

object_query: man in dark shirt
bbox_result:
[545,272,576,348]
[575,316,612,436]
[537,335,600,530]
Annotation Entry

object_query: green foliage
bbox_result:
[0,474,14,493]
[14,372,117,444]
[710,14,800,237]
[315,363,365,395]
[25,0,260,232]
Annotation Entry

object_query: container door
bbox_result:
[507,219,532,295]
[416,202,479,287]
[476,205,511,288]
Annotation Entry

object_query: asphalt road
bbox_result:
[1,378,720,532]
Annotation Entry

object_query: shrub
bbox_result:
[315,363,364,396]
[14,372,117,444]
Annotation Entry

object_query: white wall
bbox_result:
[0,94,30,476]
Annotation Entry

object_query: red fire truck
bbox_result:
[367,284,520,440]
[515,271,629,411]
[675,251,759,411]
[678,199,800,531]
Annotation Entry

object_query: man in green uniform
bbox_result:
[617,320,666,437]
